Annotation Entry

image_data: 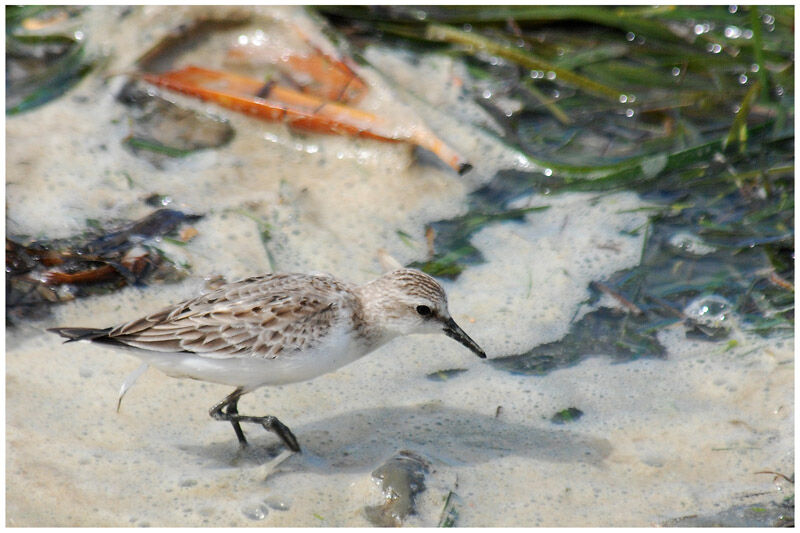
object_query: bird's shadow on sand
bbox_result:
[178,401,612,474]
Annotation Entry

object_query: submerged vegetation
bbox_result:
[320,5,794,380]
[6,6,95,114]
[6,5,792,374]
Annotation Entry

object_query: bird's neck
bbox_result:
[353,277,401,347]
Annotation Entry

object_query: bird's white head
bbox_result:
[358,268,486,358]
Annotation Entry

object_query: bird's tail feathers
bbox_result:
[48,327,113,343]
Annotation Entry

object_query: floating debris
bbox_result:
[129,7,469,174]
[377,248,403,272]
[81,208,202,256]
[116,362,149,412]
[437,490,461,527]
[142,66,471,174]
[364,450,430,527]
[425,368,468,382]
[135,16,250,73]
[590,281,643,316]
[118,82,235,169]
[6,209,202,323]
[144,193,174,207]
[551,407,584,424]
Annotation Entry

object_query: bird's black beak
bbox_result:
[443,317,486,359]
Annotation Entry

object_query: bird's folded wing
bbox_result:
[106,274,356,359]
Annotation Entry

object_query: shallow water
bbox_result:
[6,6,793,526]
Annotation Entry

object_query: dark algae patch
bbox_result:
[6,209,202,323]
[489,307,668,376]
[662,499,793,527]
[321,5,794,376]
[409,206,549,279]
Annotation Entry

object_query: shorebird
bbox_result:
[49,268,485,453]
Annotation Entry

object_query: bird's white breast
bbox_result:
[128,320,378,392]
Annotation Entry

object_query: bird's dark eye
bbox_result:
[416,305,432,317]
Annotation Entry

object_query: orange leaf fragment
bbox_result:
[141,66,470,174]
[227,47,367,103]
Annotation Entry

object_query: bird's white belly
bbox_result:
[131,327,373,391]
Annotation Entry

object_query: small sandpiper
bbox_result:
[49,268,485,453]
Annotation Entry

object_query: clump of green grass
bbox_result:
[318,6,794,371]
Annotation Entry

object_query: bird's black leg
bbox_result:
[209,388,301,453]
[225,393,248,447]
[209,388,246,445]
